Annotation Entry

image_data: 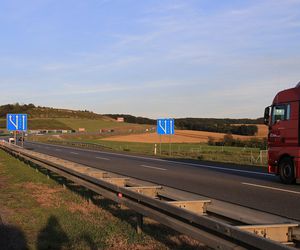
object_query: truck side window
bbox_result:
[272,104,290,124]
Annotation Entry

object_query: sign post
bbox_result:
[157,118,175,156]
[6,114,28,147]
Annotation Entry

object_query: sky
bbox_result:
[0,0,300,119]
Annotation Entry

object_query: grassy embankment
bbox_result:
[0,150,203,250]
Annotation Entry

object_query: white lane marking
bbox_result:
[55,149,61,151]
[27,142,273,176]
[140,165,167,171]
[188,164,273,176]
[70,152,79,155]
[96,156,110,161]
[242,182,300,195]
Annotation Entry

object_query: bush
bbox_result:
[212,133,267,149]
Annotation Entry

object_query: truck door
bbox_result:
[269,103,294,147]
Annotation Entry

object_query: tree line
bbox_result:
[0,103,104,119]
[0,103,35,118]
[208,134,267,149]
[175,119,259,136]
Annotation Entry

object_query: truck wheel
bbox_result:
[279,157,295,184]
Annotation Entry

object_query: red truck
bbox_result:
[264,82,300,184]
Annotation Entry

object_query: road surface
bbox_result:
[24,141,300,221]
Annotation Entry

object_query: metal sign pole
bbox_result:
[169,134,171,156]
[14,131,17,145]
[160,135,162,155]
[21,131,24,148]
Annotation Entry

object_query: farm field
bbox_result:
[255,124,268,137]
[101,126,267,144]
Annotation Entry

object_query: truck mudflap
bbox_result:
[268,165,278,174]
[293,157,300,180]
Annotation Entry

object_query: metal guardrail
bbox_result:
[46,140,112,150]
[0,142,299,250]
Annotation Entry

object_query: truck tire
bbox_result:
[279,157,295,184]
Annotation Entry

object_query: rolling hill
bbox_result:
[0,104,129,131]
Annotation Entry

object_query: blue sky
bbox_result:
[0,0,299,118]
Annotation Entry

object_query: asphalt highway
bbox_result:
[24,141,300,221]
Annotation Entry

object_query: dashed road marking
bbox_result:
[96,156,110,161]
[242,182,300,195]
[140,165,167,171]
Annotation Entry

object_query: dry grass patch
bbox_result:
[22,182,63,208]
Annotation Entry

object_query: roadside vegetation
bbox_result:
[0,150,204,250]
[208,134,267,149]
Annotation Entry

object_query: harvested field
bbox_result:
[101,130,264,144]
[255,124,268,137]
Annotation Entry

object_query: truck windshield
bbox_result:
[272,104,290,124]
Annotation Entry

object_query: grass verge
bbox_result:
[0,150,204,250]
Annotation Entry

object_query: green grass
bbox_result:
[56,118,137,132]
[0,118,6,129]
[1,118,73,130]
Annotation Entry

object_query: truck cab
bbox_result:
[264,83,300,184]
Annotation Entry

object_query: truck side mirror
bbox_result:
[264,107,270,125]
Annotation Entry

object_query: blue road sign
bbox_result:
[157,119,175,135]
[6,114,28,131]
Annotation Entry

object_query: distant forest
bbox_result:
[0,103,36,117]
[106,114,263,136]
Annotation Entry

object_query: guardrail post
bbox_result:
[136,213,143,235]
[87,190,93,205]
